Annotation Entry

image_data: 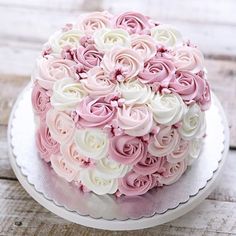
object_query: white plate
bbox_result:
[8,84,229,230]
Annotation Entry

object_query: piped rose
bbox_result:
[109,134,147,165]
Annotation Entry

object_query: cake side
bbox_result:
[31,11,211,196]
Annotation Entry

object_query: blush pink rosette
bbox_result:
[46,108,75,144]
[109,134,147,165]
[198,79,211,111]
[118,171,156,196]
[101,48,143,81]
[34,56,78,90]
[72,45,103,72]
[117,104,153,137]
[138,57,175,86]
[35,121,60,163]
[169,71,206,103]
[148,126,180,157]
[173,46,204,74]
[31,83,51,120]
[113,11,153,34]
[81,67,117,98]
[74,96,117,128]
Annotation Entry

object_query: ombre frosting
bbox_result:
[32,11,211,196]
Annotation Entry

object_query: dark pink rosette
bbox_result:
[114,11,153,34]
[198,79,211,111]
[35,121,60,162]
[138,57,175,86]
[109,134,147,165]
[31,83,51,120]
[73,96,117,128]
[118,171,155,196]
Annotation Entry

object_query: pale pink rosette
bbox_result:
[31,83,51,121]
[173,46,204,74]
[109,134,147,165]
[158,160,187,185]
[131,35,157,62]
[148,126,180,157]
[50,154,79,182]
[77,11,112,34]
[35,122,60,162]
[46,109,75,144]
[81,67,117,98]
[133,154,167,175]
[138,57,175,86]
[34,57,78,90]
[118,171,155,196]
[101,48,143,81]
[118,104,153,137]
[169,71,205,103]
[60,139,94,169]
[167,139,189,163]
[113,11,153,34]
[198,79,211,111]
[74,96,117,128]
[72,45,103,72]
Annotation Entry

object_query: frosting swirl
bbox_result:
[149,93,186,126]
[118,171,155,196]
[74,128,108,160]
[198,79,211,111]
[94,28,131,52]
[74,96,116,128]
[81,67,117,98]
[109,134,147,165]
[173,46,204,73]
[51,78,87,111]
[119,80,154,105]
[187,138,202,165]
[151,25,183,48]
[118,104,153,136]
[148,125,180,157]
[46,108,75,144]
[178,103,206,140]
[101,48,143,81]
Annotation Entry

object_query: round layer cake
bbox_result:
[31,11,211,196]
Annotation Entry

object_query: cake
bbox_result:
[31,11,211,196]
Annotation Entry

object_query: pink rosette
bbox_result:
[101,48,143,81]
[109,134,147,165]
[61,139,94,168]
[72,45,103,72]
[117,104,153,137]
[133,154,167,175]
[34,57,78,90]
[158,160,187,185]
[31,83,51,120]
[46,108,75,144]
[198,79,211,111]
[74,96,117,128]
[118,171,155,196]
[50,154,79,182]
[173,46,204,73]
[113,11,153,34]
[169,71,205,103]
[167,139,189,163]
[138,57,175,86]
[35,121,60,163]
[77,11,112,34]
[148,126,180,157]
[81,67,117,98]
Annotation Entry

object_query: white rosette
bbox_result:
[49,29,84,53]
[151,25,183,48]
[74,128,109,160]
[94,28,131,52]
[79,169,118,195]
[119,80,154,105]
[179,103,206,140]
[149,93,186,126]
[51,78,87,111]
[187,138,203,166]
